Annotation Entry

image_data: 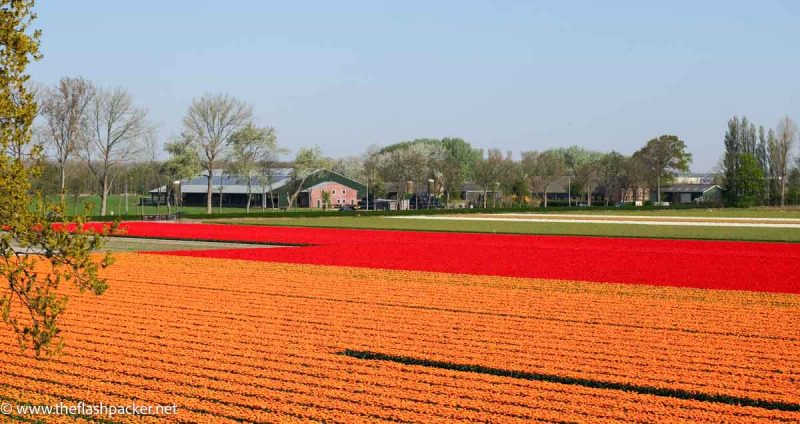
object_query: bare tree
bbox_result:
[182,93,252,214]
[772,116,797,206]
[473,148,505,208]
[39,77,95,200]
[84,87,148,216]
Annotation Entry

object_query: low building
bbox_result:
[148,169,365,209]
[383,181,500,209]
[655,184,723,204]
[302,181,358,208]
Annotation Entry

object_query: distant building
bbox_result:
[148,169,365,209]
[655,184,723,204]
[303,181,358,208]
[383,181,501,208]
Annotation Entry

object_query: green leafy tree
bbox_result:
[786,167,800,205]
[552,145,604,170]
[1,0,115,356]
[437,138,476,205]
[320,190,331,210]
[598,151,628,205]
[162,134,201,208]
[634,135,692,203]
[732,154,766,207]
[226,122,280,213]
[722,116,767,206]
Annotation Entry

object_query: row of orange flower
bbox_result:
[1,253,798,422]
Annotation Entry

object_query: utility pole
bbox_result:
[568,176,571,207]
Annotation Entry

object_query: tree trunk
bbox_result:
[482,188,487,208]
[267,179,274,210]
[657,175,661,203]
[781,177,786,207]
[206,169,213,214]
[288,175,311,210]
[100,174,109,216]
[586,185,591,206]
[166,183,172,214]
[59,164,67,202]
[246,182,252,213]
[543,187,548,208]
[396,188,401,211]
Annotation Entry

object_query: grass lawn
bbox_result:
[530,207,800,219]
[208,215,800,243]
[42,194,335,216]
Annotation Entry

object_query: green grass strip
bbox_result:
[338,349,800,412]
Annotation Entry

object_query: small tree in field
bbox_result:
[287,146,329,209]
[163,135,201,208]
[1,0,115,357]
[321,190,331,210]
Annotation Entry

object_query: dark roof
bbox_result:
[660,184,721,193]
[150,168,365,195]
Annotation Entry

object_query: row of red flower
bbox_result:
[84,221,800,293]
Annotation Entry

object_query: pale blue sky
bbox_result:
[30,1,800,171]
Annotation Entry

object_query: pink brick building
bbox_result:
[306,182,358,209]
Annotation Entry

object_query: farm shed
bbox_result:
[149,169,365,209]
[656,184,722,204]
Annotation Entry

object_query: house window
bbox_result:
[332,190,336,195]
[342,189,347,195]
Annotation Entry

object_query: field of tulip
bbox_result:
[87,221,800,293]
[1,222,799,422]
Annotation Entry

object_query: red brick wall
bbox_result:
[308,182,358,208]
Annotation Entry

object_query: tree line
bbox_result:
[30,77,799,213]
[721,116,799,207]
[354,136,692,209]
